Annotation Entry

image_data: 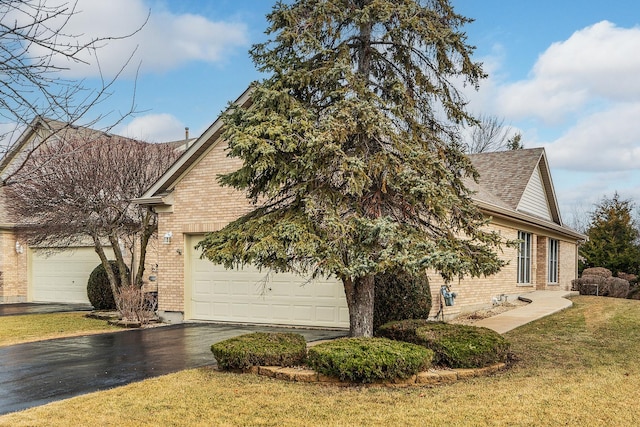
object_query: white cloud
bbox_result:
[32,0,249,78]
[496,21,640,122]
[555,170,640,223]
[544,103,640,171]
[116,113,187,142]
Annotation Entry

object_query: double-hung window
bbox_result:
[548,238,559,283]
[517,231,532,284]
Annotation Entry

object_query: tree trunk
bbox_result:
[92,235,119,298]
[108,233,131,287]
[133,208,155,288]
[343,275,375,337]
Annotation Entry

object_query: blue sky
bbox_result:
[16,0,640,226]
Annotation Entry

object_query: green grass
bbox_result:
[0,312,121,347]
[2,296,640,426]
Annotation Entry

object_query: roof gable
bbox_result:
[468,148,562,225]
[0,117,135,183]
[517,165,552,221]
[138,87,253,201]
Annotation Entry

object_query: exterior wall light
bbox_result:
[15,241,24,254]
[163,232,172,244]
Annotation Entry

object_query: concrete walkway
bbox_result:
[473,290,579,334]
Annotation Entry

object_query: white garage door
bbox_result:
[31,247,109,304]
[188,236,349,328]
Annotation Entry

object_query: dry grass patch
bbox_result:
[0,312,121,347]
[2,296,640,426]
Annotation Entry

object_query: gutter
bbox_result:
[474,199,587,242]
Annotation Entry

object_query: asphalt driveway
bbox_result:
[0,303,93,316]
[0,323,346,415]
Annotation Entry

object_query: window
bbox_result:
[517,231,532,284]
[548,238,559,283]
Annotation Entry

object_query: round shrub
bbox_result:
[211,332,307,370]
[306,337,433,383]
[87,261,129,310]
[374,268,431,331]
[377,319,510,368]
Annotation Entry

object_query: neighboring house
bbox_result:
[0,117,185,304]
[0,118,109,304]
[136,89,586,327]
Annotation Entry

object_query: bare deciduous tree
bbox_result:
[0,0,145,157]
[5,135,179,308]
[465,114,523,153]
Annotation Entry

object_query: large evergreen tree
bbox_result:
[198,0,506,337]
[580,193,640,276]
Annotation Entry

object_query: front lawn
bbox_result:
[1,296,639,426]
[0,312,120,347]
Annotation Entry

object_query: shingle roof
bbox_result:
[467,148,544,210]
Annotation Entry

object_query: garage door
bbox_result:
[188,236,349,328]
[31,247,110,304]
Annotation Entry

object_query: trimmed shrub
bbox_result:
[628,284,640,300]
[306,337,433,383]
[582,267,612,278]
[617,272,638,284]
[374,268,431,331]
[377,319,510,368]
[211,332,307,370]
[87,261,129,310]
[601,277,630,298]
[572,275,630,298]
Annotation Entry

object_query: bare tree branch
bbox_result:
[465,114,523,153]
[0,0,148,164]
[5,133,179,299]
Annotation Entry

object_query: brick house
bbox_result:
[0,118,178,304]
[0,118,109,303]
[136,88,586,326]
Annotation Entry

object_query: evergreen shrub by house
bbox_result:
[374,269,431,331]
[211,332,307,370]
[87,261,129,310]
[377,319,510,368]
[306,337,433,383]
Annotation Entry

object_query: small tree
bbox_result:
[466,114,522,153]
[6,134,179,310]
[580,193,640,276]
[197,0,507,337]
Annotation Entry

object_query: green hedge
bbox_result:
[87,261,129,310]
[374,268,431,331]
[377,319,510,368]
[306,337,433,383]
[211,332,307,370]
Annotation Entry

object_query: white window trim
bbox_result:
[517,231,532,284]
[548,238,559,284]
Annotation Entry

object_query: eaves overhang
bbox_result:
[475,199,586,242]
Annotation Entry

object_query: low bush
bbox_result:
[374,268,431,331]
[114,284,157,324]
[377,319,510,368]
[211,332,307,370]
[572,276,629,298]
[581,267,612,278]
[306,337,433,383]
[87,261,129,310]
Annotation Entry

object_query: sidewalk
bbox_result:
[473,290,579,334]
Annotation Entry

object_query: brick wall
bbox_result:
[0,229,28,303]
[156,141,252,313]
[558,240,577,291]
[428,223,579,319]
[536,236,547,290]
